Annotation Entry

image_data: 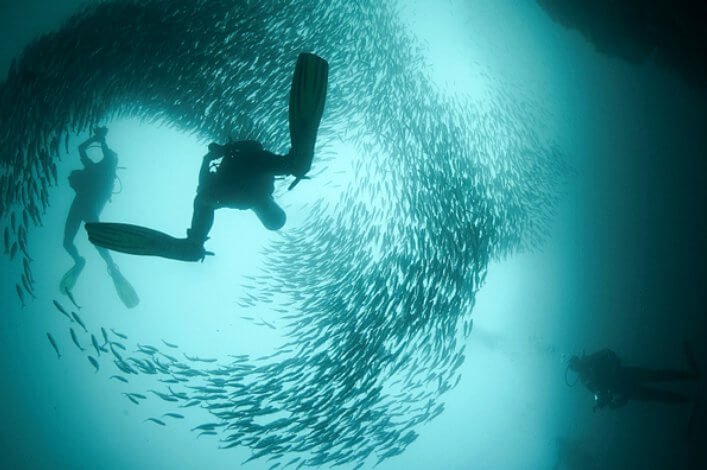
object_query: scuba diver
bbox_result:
[85,53,328,262]
[60,126,139,308]
[568,342,701,411]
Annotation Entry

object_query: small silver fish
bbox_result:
[46,333,61,358]
[71,311,87,332]
[70,328,84,351]
[161,339,179,349]
[145,418,166,426]
[53,300,73,322]
[110,328,128,340]
[16,284,25,308]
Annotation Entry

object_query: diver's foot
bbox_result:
[176,238,210,262]
[59,258,86,294]
[107,264,139,309]
[184,230,211,262]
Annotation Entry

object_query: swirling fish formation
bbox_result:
[1,0,566,467]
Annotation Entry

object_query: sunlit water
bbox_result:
[1,1,705,469]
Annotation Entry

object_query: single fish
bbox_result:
[124,394,139,405]
[109,375,128,383]
[110,345,125,363]
[91,334,105,356]
[181,399,202,408]
[149,390,179,402]
[191,423,219,432]
[258,318,277,330]
[46,333,61,358]
[22,263,33,288]
[159,378,180,384]
[137,344,158,355]
[161,339,179,349]
[16,284,25,307]
[110,328,128,340]
[20,273,35,298]
[65,289,81,309]
[71,311,87,332]
[183,353,218,363]
[22,256,32,280]
[162,413,184,419]
[52,300,73,322]
[168,387,188,400]
[88,355,99,372]
[145,418,166,426]
[70,328,84,351]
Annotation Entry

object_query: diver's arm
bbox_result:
[260,149,292,175]
[93,126,115,163]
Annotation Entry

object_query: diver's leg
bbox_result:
[628,385,692,404]
[85,210,118,269]
[624,366,697,383]
[63,199,85,264]
[96,246,116,268]
[188,193,216,243]
[252,197,286,231]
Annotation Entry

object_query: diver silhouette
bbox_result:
[190,140,292,237]
[85,53,329,263]
[568,342,700,411]
[60,126,139,308]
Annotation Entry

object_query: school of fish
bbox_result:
[0,0,567,467]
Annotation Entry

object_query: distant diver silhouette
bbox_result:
[60,126,139,308]
[86,52,328,262]
[568,342,701,411]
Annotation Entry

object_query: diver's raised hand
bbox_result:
[93,126,108,140]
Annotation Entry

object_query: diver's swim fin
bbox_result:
[288,52,329,189]
[108,264,139,309]
[85,222,208,262]
[59,257,85,294]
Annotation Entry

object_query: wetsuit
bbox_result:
[573,348,697,410]
[188,140,292,244]
[64,133,118,268]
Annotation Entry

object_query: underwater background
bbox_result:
[1,1,705,469]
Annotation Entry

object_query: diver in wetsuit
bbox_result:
[85,140,299,262]
[568,344,700,411]
[84,52,329,263]
[60,126,139,308]
[186,140,293,251]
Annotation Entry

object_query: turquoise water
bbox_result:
[1,1,705,469]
